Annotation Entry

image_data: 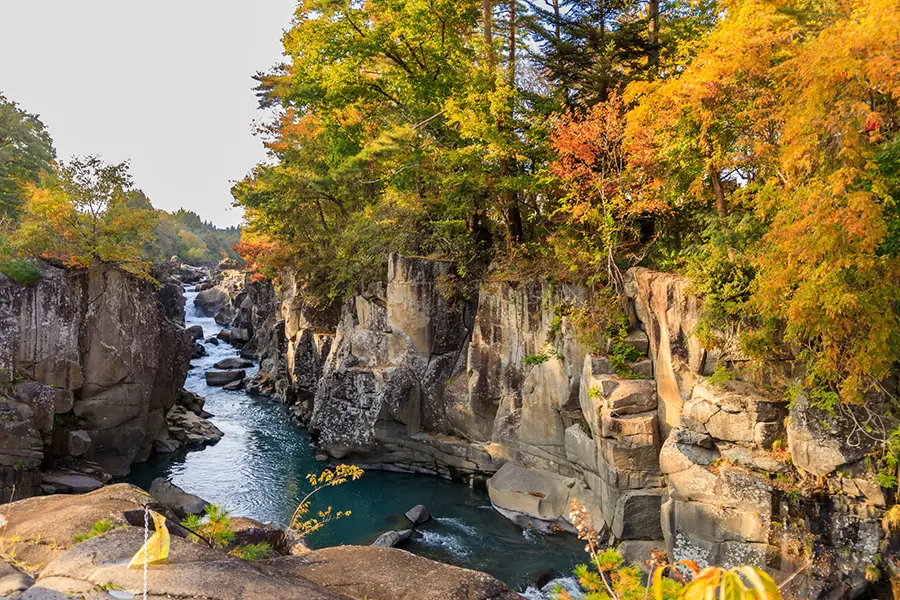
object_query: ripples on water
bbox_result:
[126,287,586,596]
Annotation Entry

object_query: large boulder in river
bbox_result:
[487,462,576,533]
[405,504,431,525]
[214,357,254,369]
[0,262,193,478]
[206,370,246,386]
[194,287,229,317]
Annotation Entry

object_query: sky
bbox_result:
[0,1,297,228]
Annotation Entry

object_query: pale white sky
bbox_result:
[0,1,297,227]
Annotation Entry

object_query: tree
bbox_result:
[622,0,900,399]
[0,94,55,217]
[15,155,158,277]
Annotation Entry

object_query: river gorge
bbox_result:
[127,286,585,596]
[0,257,894,599]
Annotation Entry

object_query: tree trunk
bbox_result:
[504,0,523,243]
[710,166,728,218]
[552,0,560,41]
[648,0,660,69]
[483,0,493,62]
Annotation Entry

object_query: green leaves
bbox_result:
[0,94,55,218]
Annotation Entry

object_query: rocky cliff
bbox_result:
[231,254,897,598]
[0,262,194,488]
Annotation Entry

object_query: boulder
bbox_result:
[404,504,431,525]
[192,341,208,359]
[0,560,34,597]
[0,484,150,570]
[66,430,92,457]
[223,379,244,391]
[194,287,229,317]
[205,370,246,386]
[269,545,521,600]
[787,393,878,477]
[685,380,787,446]
[231,327,251,343]
[40,472,103,494]
[206,337,220,346]
[487,462,575,532]
[149,478,209,519]
[217,328,232,343]
[166,405,223,447]
[187,325,205,340]
[372,529,413,547]
[214,357,254,370]
[23,528,343,600]
[176,390,206,416]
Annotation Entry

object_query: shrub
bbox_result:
[230,542,272,562]
[74,519,116,544]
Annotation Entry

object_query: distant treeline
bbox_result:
[0,93,239,283]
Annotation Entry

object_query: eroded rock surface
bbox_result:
[0,263,193,481]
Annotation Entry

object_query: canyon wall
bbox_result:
[227,255,895,598]
[0,262,194,490]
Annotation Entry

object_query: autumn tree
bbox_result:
[15,156,158,277]
[0,94,55,217]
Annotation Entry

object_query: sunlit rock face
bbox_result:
[0,262,193,482]
[243,254,895,598]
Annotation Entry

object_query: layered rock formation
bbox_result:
[234,254,896,597]
[0,262,194,489]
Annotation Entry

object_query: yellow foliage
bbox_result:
[289,464,363,540]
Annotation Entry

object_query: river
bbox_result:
[126,286,586,597]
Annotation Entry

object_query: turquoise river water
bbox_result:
[126,287,585,597]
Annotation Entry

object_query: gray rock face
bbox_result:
[0,263,193,479]
[787,393,876,477]
[0,559,33,597]
[236,255,895,596]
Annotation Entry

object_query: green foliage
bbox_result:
[707,365,734,387]
[230,542,271,562]
[148,207,240,266]
[0,229,40,285]
[73,520,116,544]
[876,424,900,489]
[181,504,235,548]
[0,94,55,218]
[524,350,553,367]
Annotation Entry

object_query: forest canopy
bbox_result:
[234,0,900,402]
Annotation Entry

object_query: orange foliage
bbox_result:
[233,229,291,283]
